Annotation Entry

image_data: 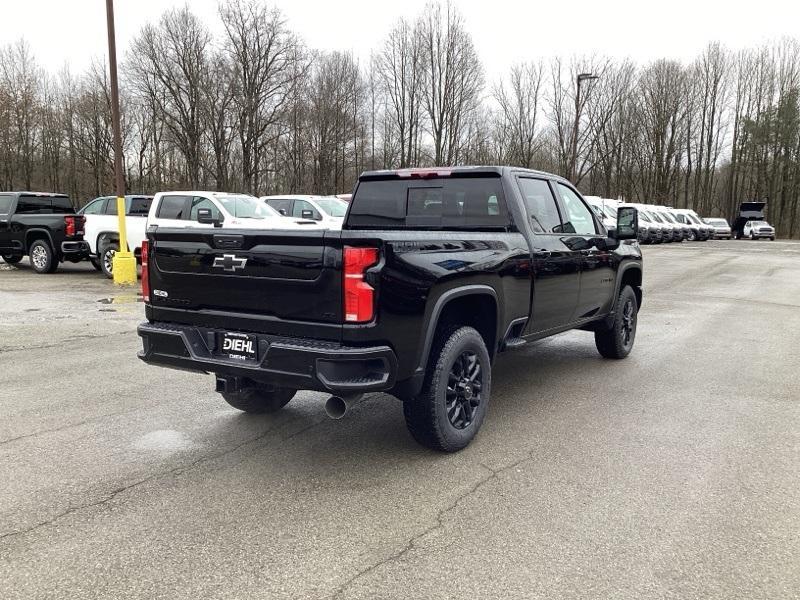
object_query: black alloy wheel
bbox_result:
[446,350,483,430]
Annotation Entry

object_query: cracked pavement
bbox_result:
[1,240,799,599]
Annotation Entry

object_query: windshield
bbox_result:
[687,213,703,225]
[216,195,275,219]
[603,206,618,219]
[749,221,768,227]
[706,218,728,226]
[648,211,664,223]
[316,197,348,217]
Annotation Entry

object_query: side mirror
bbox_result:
[614,206,638,240]
[197,207,222,227]
[301,209,316,220]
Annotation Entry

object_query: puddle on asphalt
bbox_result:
[133,430,195,452]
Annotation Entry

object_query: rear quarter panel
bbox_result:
[340,229,531,381]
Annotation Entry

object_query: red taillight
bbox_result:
[64,215,85,237]
[343,246,379,323]
[141,240,150,302]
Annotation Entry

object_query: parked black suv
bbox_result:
[137,167,643,451]
[0,192,90,273]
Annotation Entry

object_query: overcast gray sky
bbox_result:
[2,0,798,77]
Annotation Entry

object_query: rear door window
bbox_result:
[517,178,562,234]
[157,196,190,220]
[348,176,509,230]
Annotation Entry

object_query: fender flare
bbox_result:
[415,284,499,375]
[611,261,643,312]
[25,229,55,253]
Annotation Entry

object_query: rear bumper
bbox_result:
[137,321,398,394]
[61,240,91,259]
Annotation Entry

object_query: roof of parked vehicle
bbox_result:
[358,166,571,183]
[2,191,69,197]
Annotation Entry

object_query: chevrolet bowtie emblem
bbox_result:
[213,254,248,272]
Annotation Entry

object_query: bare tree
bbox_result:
[493,61,543,168]
[418,1,483,166]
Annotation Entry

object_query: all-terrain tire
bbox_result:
[595,285,638,359]
[29,239,58,274]
[403,325,491,452]
[220,385,296,414]
[1,254,22,265]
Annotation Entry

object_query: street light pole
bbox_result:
[105,0,136,285]
[569,72,600,183]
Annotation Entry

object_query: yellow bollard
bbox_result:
[112,195,137,285]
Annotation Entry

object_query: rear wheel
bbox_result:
[99,242,119,279]
[1,254,22,265]
[29,240,58,274]
[595,285,638,359]
[220,384,296,414]
[404,325,491,452]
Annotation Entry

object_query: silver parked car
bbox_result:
[703,217,732,239]
[743,220,775,240]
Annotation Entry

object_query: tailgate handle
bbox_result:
[213,235,244,250]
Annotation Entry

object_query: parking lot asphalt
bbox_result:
[1,240,799,599]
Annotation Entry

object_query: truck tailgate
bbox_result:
[147,227,343,335]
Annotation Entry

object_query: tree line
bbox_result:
[1,0,799,237]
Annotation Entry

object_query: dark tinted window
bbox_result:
[517,178,562,233]
[157,195,189,220]
[0,195,12,214]
[51,197,74,214]
[128,197,152,216]
[16,195,51,214]
[348,176,509,230]
[267,198,294,216]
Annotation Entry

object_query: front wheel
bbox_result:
[1,254,22,265]
[220,384,296,414]
[595,285,638,359]
[404,326,491,452]
[688,231,697,241]
[89,256,102,271]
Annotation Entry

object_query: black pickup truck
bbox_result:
[138,167,642,451]
[0,192,90,273]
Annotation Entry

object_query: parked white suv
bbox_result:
[261,195,348,229]
[148,192,320,230]
[743,220,775,240]
[78,195,153,278]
